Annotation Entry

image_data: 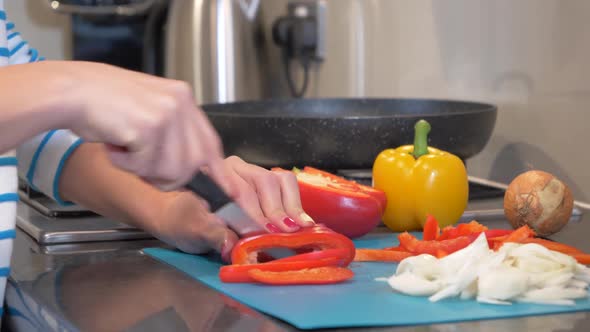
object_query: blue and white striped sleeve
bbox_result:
[8,21,84,205]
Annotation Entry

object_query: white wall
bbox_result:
[4,0,71,60]
[260,0,590,204]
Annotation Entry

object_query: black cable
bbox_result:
[283,50,310,98]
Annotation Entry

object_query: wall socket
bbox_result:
[287,0,327,61]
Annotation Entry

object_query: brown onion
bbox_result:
[503,170,574,236]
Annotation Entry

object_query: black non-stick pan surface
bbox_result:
[202,98,497,170]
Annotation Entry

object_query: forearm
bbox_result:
[58,142,174,232]
[0,62,77,153]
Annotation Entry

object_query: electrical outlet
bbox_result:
[287,0,326,61]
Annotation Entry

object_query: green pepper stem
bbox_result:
[412,119,431,159]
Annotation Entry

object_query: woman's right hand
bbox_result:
[59,60,233,194]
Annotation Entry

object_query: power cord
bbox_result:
[283,51,311,98]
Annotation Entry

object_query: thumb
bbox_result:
[207,215,239,263]
[219,230,239,263]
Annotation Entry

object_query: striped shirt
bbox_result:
[0,0,82,320]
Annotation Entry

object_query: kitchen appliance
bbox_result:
[45,0,168,75]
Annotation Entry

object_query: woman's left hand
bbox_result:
[147,156,315,261]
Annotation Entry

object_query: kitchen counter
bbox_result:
[4,198,590,332]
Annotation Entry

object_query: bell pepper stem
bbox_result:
[413,120,431,159]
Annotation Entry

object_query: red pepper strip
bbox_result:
[501,225,536,243]
[383,245,406,251]
[466,230,515,248]
[437,221,488,240]
[398,232,473,256]
[485,236,505,248]
[435,250,449,258]
[231,224,356,265]
[484,229,514,238]
[516,238,584,255]
[422,215,440,241]
[570,254,590,265]
[248,266,354,285]
[354,249,414,262]
[492,225,536,250]
[219,257,344,283]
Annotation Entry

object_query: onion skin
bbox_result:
[504,170,574,237]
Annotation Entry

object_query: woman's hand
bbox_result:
[147,156,315,261]
[53,60,233,194]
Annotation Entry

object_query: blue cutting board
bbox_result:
[143,233,590,330]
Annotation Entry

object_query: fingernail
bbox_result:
[265,223,282,233]
[283,217,300,229]
[300,212,316,225]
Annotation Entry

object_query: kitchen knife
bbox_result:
[185,172,266,237]
[185,172,295,259]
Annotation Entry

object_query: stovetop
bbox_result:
[15,172,508,247]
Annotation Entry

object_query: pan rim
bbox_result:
[201,97,497,119]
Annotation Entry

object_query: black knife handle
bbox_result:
[185,172,231,212]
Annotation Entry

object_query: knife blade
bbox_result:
[185,172,295,259]
[185,172,266,236]
[184,172,295,259]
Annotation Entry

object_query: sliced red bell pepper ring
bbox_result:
[219,257,344,283]
[271,248,351,264]
[354,249,414,262]
[398,232,473,256]
[248,266,354,285]
[231,224,356,265]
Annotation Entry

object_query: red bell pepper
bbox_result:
[280,167,386,238]
[220,256,345,283]
[398,232,473,256]
[354,249,414,262]
[422,215,440,241]
[231,224,355,265]
[301,166,387,212]
[247,266,354,285]
[221,225,356,285]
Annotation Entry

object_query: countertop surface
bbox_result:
[4,198,590,332]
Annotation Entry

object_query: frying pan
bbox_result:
[201,98,497,170]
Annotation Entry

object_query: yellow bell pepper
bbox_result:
[372,120,468,232]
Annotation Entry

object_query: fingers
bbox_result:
[226,157,315,233]
[223,167,275,233]
[99,75,235,193]
[272,170,316,227]
[164,194,239,263]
